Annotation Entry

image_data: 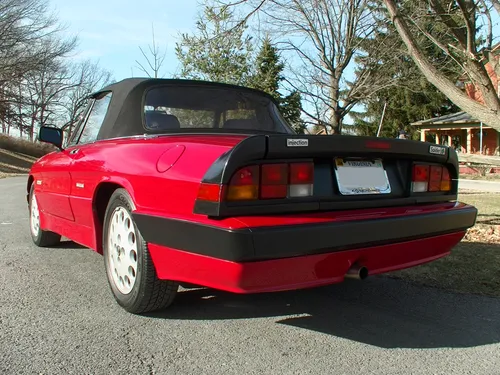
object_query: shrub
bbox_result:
[0,134,57,157]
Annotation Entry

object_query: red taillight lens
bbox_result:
[365,140,391,149]
[261,163,288,199]
[289,162,314,197]
[197,183,222,202]
[290,163,314,184]
[412,165,429,192]
[230,166,259,186]
[226,165,259,201]
[429,166,443,192]
[413,165,429,181]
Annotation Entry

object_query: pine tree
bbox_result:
[175,6,254,85]
[248,36,283,101]
[248,36,306,133]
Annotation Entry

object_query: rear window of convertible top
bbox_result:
[143,85,293,134]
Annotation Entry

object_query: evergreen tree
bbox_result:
[176,13,306,134]
[248,36,306,134]
[351,79,458,140]
[175,6,253,85]
[351,1,459,139]
[248,36,283,101]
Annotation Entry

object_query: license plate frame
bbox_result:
[334,158,391,195]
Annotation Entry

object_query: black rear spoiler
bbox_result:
[194,134,459,218]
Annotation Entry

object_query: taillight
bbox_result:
[429,166,443,192]
[441,168,451,191]
[197,183,222,202]
[226,165,259,201]
[412,164,452,193]
[412,165,429,192]
[261,163,288,199]
[224,162,314,201]
[289,162,314,197]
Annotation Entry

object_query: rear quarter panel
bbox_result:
[70,135,249,231]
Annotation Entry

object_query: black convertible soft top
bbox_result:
[92,78,292,141]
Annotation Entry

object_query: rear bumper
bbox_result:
[132,203,477,262]
[146,231,466,293]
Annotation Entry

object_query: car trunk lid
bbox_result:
[192,134,458,217]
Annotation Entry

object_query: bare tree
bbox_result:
[0,0,76,97]
[135,24,167,78]
[0,0,78,137]
[61,60,113,138]
[382,0,500,130]
[21,37,85,140]
[214,0,397,134]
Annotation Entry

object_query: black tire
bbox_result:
[29,184,61,247]
[102,188,179,314]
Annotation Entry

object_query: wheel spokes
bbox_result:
[30,194,40,235]
[107,207,139,294]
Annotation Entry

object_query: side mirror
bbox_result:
[39,126,63,149]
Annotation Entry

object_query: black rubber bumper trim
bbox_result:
[132,205,477,262]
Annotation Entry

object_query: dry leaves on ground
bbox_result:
[464,224,500,243]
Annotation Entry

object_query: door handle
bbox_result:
[69,149,79,155]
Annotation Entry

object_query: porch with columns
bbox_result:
[412,112,499,156]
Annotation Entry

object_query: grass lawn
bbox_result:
[387,192,500,298]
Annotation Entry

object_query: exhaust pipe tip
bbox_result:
[345,265,369,280]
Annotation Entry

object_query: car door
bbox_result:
[67,92,113,228]
[35,101,94,221]
[35,148,76,221]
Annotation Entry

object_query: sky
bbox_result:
[50,0,203,80]
[44,0,500,133]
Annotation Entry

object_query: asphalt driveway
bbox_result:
[460,179,500,192]
[1,176,499,374]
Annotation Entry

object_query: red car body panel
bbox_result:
[31,134,250,251]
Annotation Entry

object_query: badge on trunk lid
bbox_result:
[287,139,308,147]
[429,145,446,155]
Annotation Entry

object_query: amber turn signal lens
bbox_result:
[441,168,451,191]
[226,185,258,201]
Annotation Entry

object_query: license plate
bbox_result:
[334,158,391,195]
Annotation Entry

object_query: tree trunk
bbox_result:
[330,77,342,134]
[382,0,500,131]
[330,115,342,134]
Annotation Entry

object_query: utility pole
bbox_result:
[376,101,388,137]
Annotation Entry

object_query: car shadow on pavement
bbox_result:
[146,276,500,349]
[53,240,86,249]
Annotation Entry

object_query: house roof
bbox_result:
[411,111,481,126]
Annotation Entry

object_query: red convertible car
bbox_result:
[29,78,477,314]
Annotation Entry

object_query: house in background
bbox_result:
[411,111,499,156]
[410,45,499,173]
